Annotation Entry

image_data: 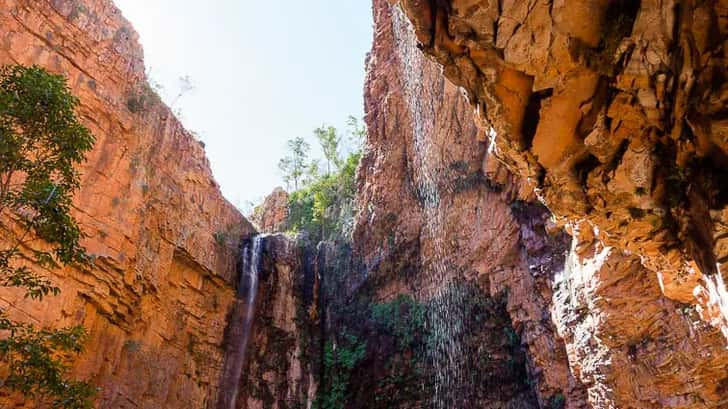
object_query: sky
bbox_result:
[113,1,374,210]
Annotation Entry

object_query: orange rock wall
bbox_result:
[0,0,252,407]
[360,1,728,408]
[357,1,587,406]
[394,0,728,332]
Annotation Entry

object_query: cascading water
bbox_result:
[391,7,470,408]
[703,268,728,341]
[216,235,265,409]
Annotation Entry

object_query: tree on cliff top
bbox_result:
[314,125,342,175]
[0,64,96,408]
[285,119,365,241]
[278,136,310,191]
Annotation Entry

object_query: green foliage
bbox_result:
[371,294,426,350]
[315,333,367,409]
[285,120,363,241]
[550,393,566,409]
[279,137,311,191]
[0,64,95,408]
[0,319,94,408]
[213,231,227,246]
[345,115,366,151]
[314,125,342,175]
[504,327,520,348]
[126,81,161,114]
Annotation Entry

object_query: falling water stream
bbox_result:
[391,7,471,408]
[704,268,728,341]
[216,235,265,409]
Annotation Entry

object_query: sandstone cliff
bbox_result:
[0,1,253,407]
[355,0,728,408]
[251,188,290,234]
[394,0,728,334]
[1,0,727,408]
[357,2,586,406]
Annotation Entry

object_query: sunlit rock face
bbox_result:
[553,224,728,408]
[0,0,251,407]
[251,188,290,234]
[360,0,728,408]
[356,1,589,406]
[394,0,728,332]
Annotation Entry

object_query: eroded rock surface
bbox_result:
[357,1,588,406]
[554,225,728,408]
[251,188,290,234]
[231,234,319,409]
[0,1,251,407]
[394,0,728,332]
[358,1,728,408]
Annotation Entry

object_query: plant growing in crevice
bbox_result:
[126,80,162,114]
[549,392,566,409]
[314,333,367,409]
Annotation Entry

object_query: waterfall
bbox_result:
[391,6,469,408]
[703,268,728,342]
[216,235,265,409]
[238,235,264,302]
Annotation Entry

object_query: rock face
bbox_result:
[357,1,586,406]
[2,0,727,408]
[553,226,728,408]
[0,1,252,407]
[357,1,728,408]
[251,188,290,234]
[394,0,728,333]
[231,234,318,409]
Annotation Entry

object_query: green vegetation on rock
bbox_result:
[280,116,365,242]
[0,64,96,408]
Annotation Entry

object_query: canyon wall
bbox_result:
[1,0,726,408]
[0,1,253,407]
[357,1,587,406]
[231,234,319,409]
[394,0,728,332]
[357,0,728,408]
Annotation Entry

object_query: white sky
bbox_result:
[113,1,374,210]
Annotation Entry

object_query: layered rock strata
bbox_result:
[394,0,728,334]
[357,1,728,408]
[0,1,251,407]
[357,1,587,406]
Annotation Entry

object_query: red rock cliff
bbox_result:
[358,0,728,408]
[0,1,254,407]
[394,0,728,334]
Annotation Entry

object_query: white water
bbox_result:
[217,235,265,409]
[239,235,264,303]
[703,268,728,342]
[391,7,469,408]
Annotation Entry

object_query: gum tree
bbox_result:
[0,64,96,408]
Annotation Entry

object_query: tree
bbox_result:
[305,159,322,187]
[345,116,366,151]
[314,125,341,175]
[0,64,96,408]
[279,137,310,190]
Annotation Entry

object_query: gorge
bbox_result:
[0,0,727,409]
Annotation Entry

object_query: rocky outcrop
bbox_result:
[230,234,319,409]
[553,225,728,408]
[0,1,252,407]
[251,188,290,234]
[394,0,728,334]
[2,0,726,408]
